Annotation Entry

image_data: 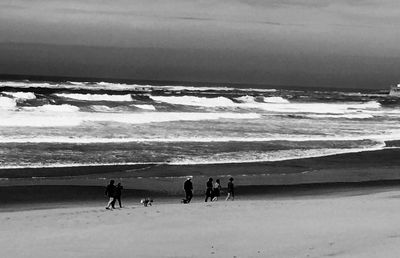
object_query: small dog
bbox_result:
[140,198,153,207]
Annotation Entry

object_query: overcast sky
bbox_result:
[1,0,400,88]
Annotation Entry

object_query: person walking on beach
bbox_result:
[205,177,213,202]
[183,177,193,203]
[105,180,116,209]
[115,182,123,208]
[212,179,222,201]
[226,177,234,201]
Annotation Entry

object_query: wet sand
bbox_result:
[1,148,400,200]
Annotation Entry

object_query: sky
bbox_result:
[0,0,400,89]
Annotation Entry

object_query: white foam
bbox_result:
[235,95,258,103]
[0,112,260,127]
[243,101,381,114]
[0,133,394,143]
[133,104,156,110]
[0,114,82,127]
[2,92,36,100]
[169,144,386,165]
[235,95,289,104]
[0,97,16,110]
[263,97,289,103]
[150,95,236,107]
[0,81,52,88]
[304,114,374,119]
[0,161,161,170]
[151,95,380,114]
[55,93,133,102]
[90,105,115,112]
[23,104,80,112]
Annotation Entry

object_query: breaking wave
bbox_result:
[2,91,36,100]
[133,104,156,110]
[0,112,260,127]
[55,93,133,102]
[235,95,289,104]
[23,104,80,112]
[150,95,236,107]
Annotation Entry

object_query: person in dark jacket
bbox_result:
[105,180,116,209]
[226,177,234,201]
[183,177,193,203]
[205,177,213,202]
[115,183,123,208]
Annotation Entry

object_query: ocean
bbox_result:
[0,80,398,169]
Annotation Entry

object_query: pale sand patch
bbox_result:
[2,191,400,258]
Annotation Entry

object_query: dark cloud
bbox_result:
[0,0,399,88]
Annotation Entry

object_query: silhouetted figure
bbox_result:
[105,180,116,209]
[212,179,222,201]
[183,177,193,203]
[205,177,213,202]
[115,183,123,208]
[226,177,234,201]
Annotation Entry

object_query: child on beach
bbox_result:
[105,180,116,209]
[226,177,234,201]
[212,179,222,201]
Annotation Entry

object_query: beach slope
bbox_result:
[2,190,400,258]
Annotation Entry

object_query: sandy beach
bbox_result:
[2,189,400,258]
[1,149,400,257]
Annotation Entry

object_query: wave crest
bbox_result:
[3,92,36,100]
[151,96,235,107]
[55,93,133,102]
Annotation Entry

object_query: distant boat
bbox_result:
[389,84,400,97]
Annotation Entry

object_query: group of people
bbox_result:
[105,176,234,208]
[105,180,123,209]
[183,177,234,203]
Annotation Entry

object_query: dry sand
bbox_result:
[2,190,400,258]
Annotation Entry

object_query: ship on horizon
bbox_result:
[389,84,400,97]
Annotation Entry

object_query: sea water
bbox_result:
[0,80,398,168]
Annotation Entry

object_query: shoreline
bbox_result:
[2,148,400,211]
[2,179,400,212]
[2,147,400,179]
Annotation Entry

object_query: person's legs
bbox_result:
[188,191,193,203]
[225,193,231,201]
[185,191,192,203]
[205,191,209,202]
[106,197,114,209]
[117,197,122,208]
